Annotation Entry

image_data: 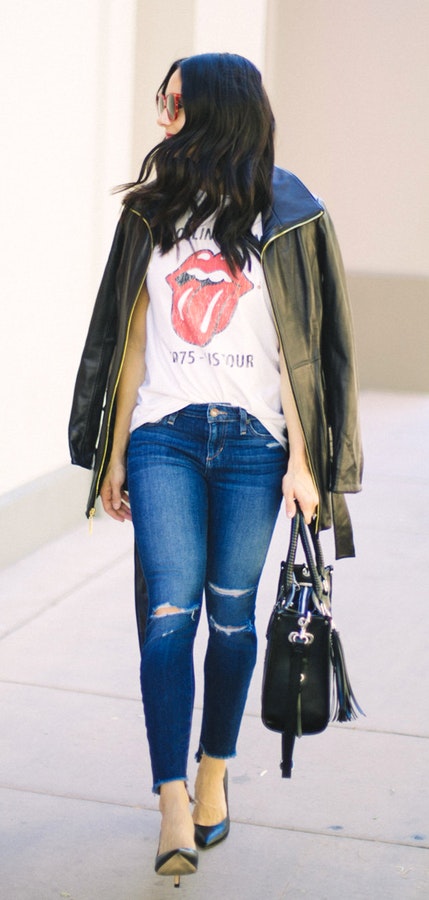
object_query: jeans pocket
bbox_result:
[246,416,274,439]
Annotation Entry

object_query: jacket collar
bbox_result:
[127,166,323,248]
[262,166,324,246]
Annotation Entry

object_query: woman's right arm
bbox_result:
[100,284,149,522]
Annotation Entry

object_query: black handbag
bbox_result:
[261,507,363,777]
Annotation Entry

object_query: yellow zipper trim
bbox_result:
[261,214,323,530]
[260,210,324,261]
[88,506,95,534]
[91,214,153,524]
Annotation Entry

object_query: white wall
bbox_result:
[193,0,266,68]
[266,0,429,277]
[0,0,137,496]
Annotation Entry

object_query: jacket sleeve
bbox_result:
[317,208,363,494]
[68,213,125,469]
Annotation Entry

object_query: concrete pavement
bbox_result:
[1,391,428,899]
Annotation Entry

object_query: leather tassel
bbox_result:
[330,628,365,722]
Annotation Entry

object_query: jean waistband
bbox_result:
[169,404,248,432]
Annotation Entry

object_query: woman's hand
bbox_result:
[282,459,319,525]
[100,460,132,523]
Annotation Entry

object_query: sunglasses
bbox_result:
[156,92,183,122]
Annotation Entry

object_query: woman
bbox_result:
[69,53,362,885]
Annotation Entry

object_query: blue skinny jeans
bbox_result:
[127,404,287,792]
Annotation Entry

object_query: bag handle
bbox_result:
[284,508,300,587]
[309,517,326,576]
[297,510,324,599]
[283,506,331,608]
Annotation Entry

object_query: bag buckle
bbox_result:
[288,612,314,645]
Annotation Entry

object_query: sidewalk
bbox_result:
[1,391,428,900]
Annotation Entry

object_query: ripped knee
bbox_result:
[153,602,199,618]
[154,603,183,617]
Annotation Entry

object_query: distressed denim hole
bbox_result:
[207,581,253,599]
[208,614,253,636]
[153,603,199,618]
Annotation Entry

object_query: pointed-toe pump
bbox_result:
[155,847,198,887]
[194,770,230,849]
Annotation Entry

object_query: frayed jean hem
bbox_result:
[152,774,189,795]
[195,743,238,764]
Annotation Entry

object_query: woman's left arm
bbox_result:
[317,208,363,493]
[280,350,319,524]
[99,284,149,522]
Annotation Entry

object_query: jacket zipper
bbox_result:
[260,211,323,257]
[261,213,323,531]
[88,212,153,527]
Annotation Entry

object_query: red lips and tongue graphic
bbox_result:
[166,250,253,347]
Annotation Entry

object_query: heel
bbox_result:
[155,847,198,882]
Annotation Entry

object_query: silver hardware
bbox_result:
[288,631,314,645]
[288,611,314,645]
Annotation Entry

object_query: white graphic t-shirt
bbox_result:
[130,212,286,447]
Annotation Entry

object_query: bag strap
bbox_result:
[308,519,326,576]
[283,508,300,588]
[284,506,326,586]
[279,506,332,614]
[296,510,324,599]
[297,508,334,614]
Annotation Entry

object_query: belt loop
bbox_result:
[240,407,247,435]
[167,410,179,425]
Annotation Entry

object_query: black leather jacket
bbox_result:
[69,166,363,558]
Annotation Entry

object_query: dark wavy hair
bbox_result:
[123,53,275,271]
